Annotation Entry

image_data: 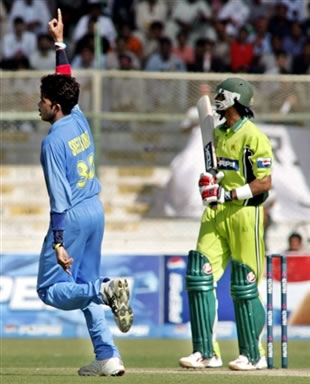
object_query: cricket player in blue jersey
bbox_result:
[36,9,133,376]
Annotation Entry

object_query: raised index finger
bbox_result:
[57,8,62,23]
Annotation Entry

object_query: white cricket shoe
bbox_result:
[101,278,133,333]
[228,355,267,371]
[179,351,223,368]
[78,357,125,376]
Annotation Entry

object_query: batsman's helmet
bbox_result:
[214,77,253,111]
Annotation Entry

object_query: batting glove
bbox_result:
[200,183,232,207]
[199,171,224,205]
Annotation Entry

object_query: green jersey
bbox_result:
[214,117,273,206]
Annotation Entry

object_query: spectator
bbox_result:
[72,45,96,69]
[165,0,214,45]
[303,2,310,38]
[187,37,226,72]
[145,36,185,71]
[280,0,307,22]
[247,0,273,25]
[287,232,304,252]
[268,2,291,39]
[112,0,136,30]
[172,29,194,66]
[283,21,307,58]
[141,20,164,64]
[292,39,310,74]
[0,0,8,60]
[29,33,54,70]
[249,17,272,57]
[135,0,167,39]
[105,36,140,70]
[212,20,232,71]
[230,26,254,73]
[8,0,51,34]
[119,22,143,59]
[72,0,116,47]
[265,50,290,74]
[217,0,250,37]
[248,17,272,73]
[261,34,286,72]
[2,16,36,60]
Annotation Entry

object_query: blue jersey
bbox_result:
[40,105,101,213]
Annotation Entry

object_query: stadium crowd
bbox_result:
[0,0,309,74]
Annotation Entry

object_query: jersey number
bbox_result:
[77,153,95,188]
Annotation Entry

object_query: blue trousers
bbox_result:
[37,196,119,360]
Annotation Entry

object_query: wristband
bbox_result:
[53,243,64,250]
[235,184,253,200]
[55,42,67,49]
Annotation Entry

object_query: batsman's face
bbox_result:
[38,96,57,123]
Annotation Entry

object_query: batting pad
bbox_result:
[186,250,216,359]
[230,260,265,363]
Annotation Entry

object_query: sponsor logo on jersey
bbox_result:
[257,157,272,168]
[217,157,239,171]
[202,262,212,274]
[247,272,256,283]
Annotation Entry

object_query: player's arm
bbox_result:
[41,139,74,274]
[229,134,274,201]
[230,175,272,200]
[48,8,72,76]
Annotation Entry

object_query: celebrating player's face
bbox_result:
[38,96,57,123]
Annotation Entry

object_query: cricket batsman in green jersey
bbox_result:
[179,78,273,371]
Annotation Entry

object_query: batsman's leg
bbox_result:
[229,260,266,370]
[179,250,222,368]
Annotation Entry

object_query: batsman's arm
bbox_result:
[230,175,272,200]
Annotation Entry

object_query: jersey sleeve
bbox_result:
[55,48,72,76]
[249,132,273,179]
[41,138,72,213]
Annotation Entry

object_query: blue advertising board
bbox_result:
[0,253,237,339]
[3,253,303,339]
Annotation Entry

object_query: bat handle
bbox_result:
[209,169,218,210]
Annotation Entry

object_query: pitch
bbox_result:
[1,339,309,383]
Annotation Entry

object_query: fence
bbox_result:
[1,70,310,254]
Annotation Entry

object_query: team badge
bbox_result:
[202,262,212,274]
[247,272,256,282]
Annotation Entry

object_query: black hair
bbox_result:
[234,100,255,119]
[159,36,172,46]
[289,232,302,242]
[13,16,24,25]
[40,74,80,115]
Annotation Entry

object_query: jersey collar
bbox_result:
[219,117,248,133]
[49,114,72,133]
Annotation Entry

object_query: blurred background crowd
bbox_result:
[0,0,310,74]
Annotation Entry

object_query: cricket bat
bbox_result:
[196,95,217,175]
[196,94,218,207]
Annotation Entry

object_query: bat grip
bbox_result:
[208,169,218,210]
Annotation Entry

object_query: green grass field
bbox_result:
[1,339,310,384]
